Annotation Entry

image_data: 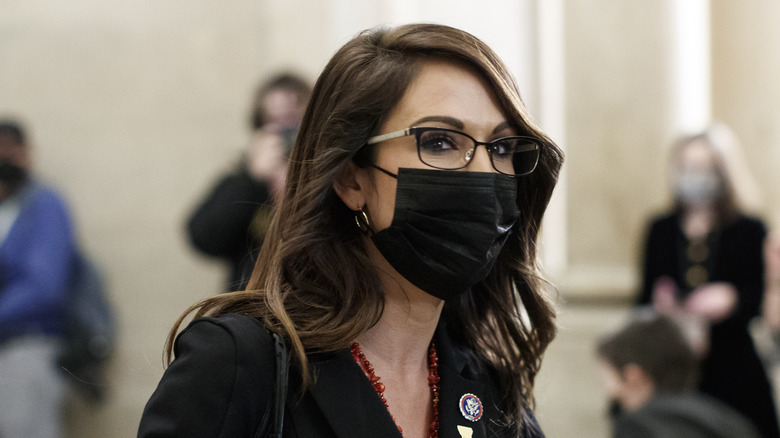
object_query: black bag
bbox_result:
[58,251,116,402]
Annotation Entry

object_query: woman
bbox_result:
[139,23,563,438]
[638,124,779,438]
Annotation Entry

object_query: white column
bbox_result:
[536,0,568,279]
[671,0,711,134]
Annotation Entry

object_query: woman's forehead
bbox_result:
[381,59,509,134]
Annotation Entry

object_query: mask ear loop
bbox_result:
[354,206,373,235]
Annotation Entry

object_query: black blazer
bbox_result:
[138,313,544,437]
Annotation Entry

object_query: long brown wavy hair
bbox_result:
[167,23,564,433]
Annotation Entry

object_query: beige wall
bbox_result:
[2,1,780,437]
[558,0,780,299]
[711,0,780,230]
[558,1,677,298]
[2,1,275,435]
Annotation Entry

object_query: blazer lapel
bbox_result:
[304,325,498,438]
[308,350,402,438]
[436,326,490,438]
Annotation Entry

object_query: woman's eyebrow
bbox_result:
[410,115,463,129]
[411,116,512,135]
[492,121,512,134]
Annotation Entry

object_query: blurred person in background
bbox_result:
[0,119,76,438]
[597,309,760,438]
[637,123,779,438]
[139,23,563,437]
[187,73,311,291]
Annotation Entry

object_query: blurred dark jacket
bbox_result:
[186,169,273,290]
[613,392,760,438]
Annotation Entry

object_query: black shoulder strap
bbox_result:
[269,332,288,438]
[251,323,289,438]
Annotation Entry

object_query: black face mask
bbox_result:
[0,160,28,189]
[370,167,520,301]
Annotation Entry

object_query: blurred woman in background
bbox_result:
[638,123,778,438]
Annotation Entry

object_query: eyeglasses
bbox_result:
[365,127,541,176]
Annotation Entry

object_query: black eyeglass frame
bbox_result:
[364,126,542,176]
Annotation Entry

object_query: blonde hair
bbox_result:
[669,122,762,220]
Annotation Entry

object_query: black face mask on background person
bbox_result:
[0,160,28,191]
[368,167,520,301]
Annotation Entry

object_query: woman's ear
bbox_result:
[332,161,364,210]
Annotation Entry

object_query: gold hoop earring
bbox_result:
[354,207,371,234]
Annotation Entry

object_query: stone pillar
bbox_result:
[711,0,780,229]
[559,0,678,299]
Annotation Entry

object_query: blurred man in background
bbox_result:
[597,309,760,438]
[0,119,76,438]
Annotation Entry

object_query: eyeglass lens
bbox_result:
[415,129,539,175]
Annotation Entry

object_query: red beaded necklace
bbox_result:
[350,342,440,438]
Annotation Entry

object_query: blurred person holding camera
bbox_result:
[187,73,311,291]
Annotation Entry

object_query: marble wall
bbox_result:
[558,1,676,298]
[711,0,780,228]
[2,1,274,434]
